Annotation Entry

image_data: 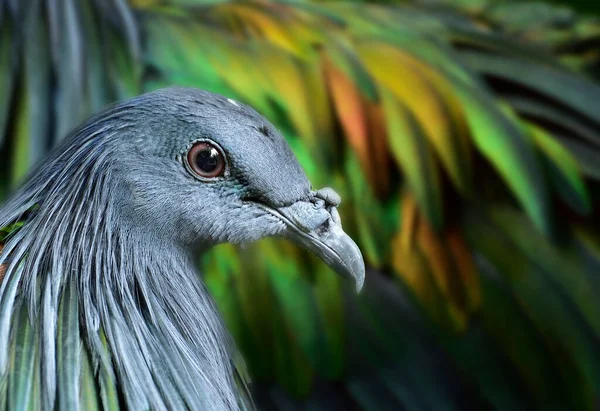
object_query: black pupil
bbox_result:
[195,146,221,173]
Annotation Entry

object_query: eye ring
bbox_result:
[185,140,227,180]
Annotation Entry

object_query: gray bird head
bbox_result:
[0,86,365,410]
[86,87,364,290]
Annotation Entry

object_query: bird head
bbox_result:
[94,87,364,290]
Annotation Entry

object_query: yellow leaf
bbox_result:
[358,41,471,193]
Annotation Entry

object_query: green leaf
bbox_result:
[264,242,321,372]
[50,0,87,140]
[557,138,600,181]
[105,26,141,101]
[0,13,16,148]
[529,124,591,214]
[343,151,393,266]
[460,51,600,124]
[312,264,344,379]
[464,207,600,409]
[380,88,443,229]
[506,95,600,148]
[21,0,51,169]
[0,220,24,240]
[488,207,600,341]
[323,38,378,102]
[455,85,551,234]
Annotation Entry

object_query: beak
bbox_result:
[265,197,365,292]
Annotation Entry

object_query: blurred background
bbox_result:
[2,0,600,409]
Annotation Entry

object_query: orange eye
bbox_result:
[187,141,226,179]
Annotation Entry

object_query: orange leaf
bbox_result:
[366,102,391,197]
[447,228,481,312]
[417,212,456,304]
[358,42,471,193]
[400,191,419,250]
[322,53,373,184]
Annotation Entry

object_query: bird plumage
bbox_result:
[0,89,243,410]
[0,87,364,410]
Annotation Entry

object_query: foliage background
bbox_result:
[2,0,600,410]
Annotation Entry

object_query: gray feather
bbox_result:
[8,300,37,410]
[57,278,81,410]
[0,87,325,410]
[80,346,101,411]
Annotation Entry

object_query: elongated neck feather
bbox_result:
[0,123,245,410]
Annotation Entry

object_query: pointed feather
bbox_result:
[57,278,81,410]
[8,301,37,410]
[0,261,25,372]
[28,351,41,411]
[79,345,100,411]
[0,373,6,411]
[98,330,119,411]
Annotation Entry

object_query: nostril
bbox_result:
[311,198,325,209]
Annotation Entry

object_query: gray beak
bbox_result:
[268,189,365,292]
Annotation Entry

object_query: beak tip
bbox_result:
[353,262,365,293]
[274,200,366,293]
[356,276,364,293]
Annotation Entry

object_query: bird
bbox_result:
[0,86,365,410]
[2,0,600,410]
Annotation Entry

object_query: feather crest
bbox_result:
[0,109,251,410]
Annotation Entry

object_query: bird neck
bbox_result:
[0,184,245,410]
[83,229,244,409]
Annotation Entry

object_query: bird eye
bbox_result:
[186,141,226,179]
